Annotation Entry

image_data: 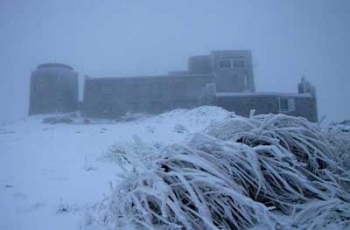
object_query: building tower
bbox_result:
[298,76,316,97]
[188,50,255,93]
[29,63,78,115]
[210,50,255,93]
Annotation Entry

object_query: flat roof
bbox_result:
[86,74,213,81]
[37,63,74,70]
[216,92,313,98]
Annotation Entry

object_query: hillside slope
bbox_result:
[0,107,230,230]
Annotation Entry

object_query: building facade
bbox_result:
[83,50,260,118]
[29,63,78,115]
[83,74,213,118]
[29,50,318,122]
[215,92,318,122]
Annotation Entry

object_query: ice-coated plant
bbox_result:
[101,114,350,229]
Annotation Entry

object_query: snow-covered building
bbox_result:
[29,50,318,121]
[29,63,78,115]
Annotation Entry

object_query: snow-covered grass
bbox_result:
[0,106,229,230]
[90,113,350,230]
[1,107,349,230]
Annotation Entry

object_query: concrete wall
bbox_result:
[29,64,78,115]
[188,55,212,74]
[211,50,255,93]
[29,50,318,123]
[215,93,318,122]
[83,74,213,118]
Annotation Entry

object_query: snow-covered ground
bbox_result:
[0,107,230,230]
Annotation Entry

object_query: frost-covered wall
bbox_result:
[210,50,255,92]
[83,50,257,118]
[29,63,78,115]
[83,74,213,118]
[215,93,318,122]
[29,50,318,122]
[188,50,255,92]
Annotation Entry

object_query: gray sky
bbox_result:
[1,0,349,123]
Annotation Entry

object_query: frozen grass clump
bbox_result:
[207,114,350,194]
[110,139,275,229]
[207,114,336,173]
[102,135,164,171]
[293,199,350,229]
[325,121,350,172]
[102,114,350,229]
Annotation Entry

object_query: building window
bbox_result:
[279,98,295,112]
[220,60,232,69]
[220,59,246,69]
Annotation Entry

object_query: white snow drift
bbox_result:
[87,113,350,230]
[1,107,349,230]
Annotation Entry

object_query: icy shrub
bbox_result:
[103,135,164,169]
[110,138,275,229]
[100,114,350,229]
[292,199,350,229]
[325,120,350,171]
[327,120,350,133]
[173,124,189,134]
[207,114,350,191]
[57,200,78,214]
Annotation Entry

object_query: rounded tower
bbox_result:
[29,63,78,115]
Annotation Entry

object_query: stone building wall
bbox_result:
[83,74,213,118]
[29,64,78,115]
[188,50,255,93]
[188,55,212,74]
[210,50,255,93]
[29,50,318,122]
[215,93,318,122]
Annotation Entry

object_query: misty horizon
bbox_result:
[1,0,349,123]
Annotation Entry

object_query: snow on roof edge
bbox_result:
[216,92,313,98]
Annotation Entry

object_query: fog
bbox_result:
[1,0,349,123]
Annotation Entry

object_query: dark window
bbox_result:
[279,98,289,112]
[233,60,246,68]
[220,60,232,69]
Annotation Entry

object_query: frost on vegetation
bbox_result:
[87,114,350,230]
[57,200,79,214]
[327,120,350,133]
[325,120,350,171]
[292,198,350,229]
[173,124,189,134]
[102,135,165,171]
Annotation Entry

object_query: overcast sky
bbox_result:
[0,0,349,123]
